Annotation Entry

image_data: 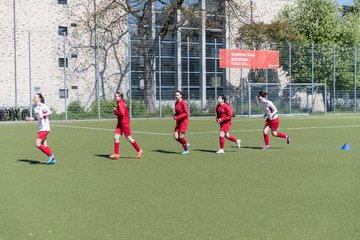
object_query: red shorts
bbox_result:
[265,118,280,131]
[37,131,49,140]
[174,122,188,133]
[220,123,231,133]
[115,124,131,136]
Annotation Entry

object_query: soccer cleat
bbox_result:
[262,146,270,150]
[181,150,190,155]
[109,154,120,159]
[187,143,190,148]
[135,149,143,159]
[47,155,56,165]
[216,149,224,154]
[236,139,241,149]
[286,135,291,144]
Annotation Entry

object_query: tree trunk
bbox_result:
[144,53,156,113]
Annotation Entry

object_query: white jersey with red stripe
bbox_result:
[264,100,278,120]
[34,103,51,132]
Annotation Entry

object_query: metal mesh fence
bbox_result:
[247,83,327,116]
[4,42,360,121]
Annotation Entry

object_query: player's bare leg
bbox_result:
[271,130,289,144]
[109,133,120,159]
[263,126,270,150]
[216,131,225,154]
[126,135,143,159]
[225,132,241,149]
[178,132,189,155]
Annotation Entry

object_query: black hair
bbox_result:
[176,90,187,99]
[115,92,124,99]
[218,95,227,103]
[36,93,45,103]
[258,91,269,98]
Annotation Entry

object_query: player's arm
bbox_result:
[113,107,121,116]
[223,105,233,121]
[118,103,126,116]
[176,102,188,120]
[113,102,123,116]
[42,105,52,117]
[215,107,222,123]
[218,105,232,123]
[262,112,268,119]
[268,102,278,120]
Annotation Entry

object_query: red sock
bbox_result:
[227,135,237,143]
[38,145,52,156]
[219,137,225,149]
[264,134,269,146]
[276,132,287,138]
[179,138,188,151]
[131,141,141,152]
[114,142,120,154]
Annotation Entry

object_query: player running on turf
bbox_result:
[257,91,291,150]
[174,90,190,155]
[215,95,241,154]
[26,93,56,165]
[109,92,143,159]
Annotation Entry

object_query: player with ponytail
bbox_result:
[173,90,190,154]
[26,93,56,164]
[109,92,143,159]
[258,91,290,150]
[215,95,241,154]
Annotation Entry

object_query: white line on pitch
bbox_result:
[52,123,360,136]
[52,124,172,136]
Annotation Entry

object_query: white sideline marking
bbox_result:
[52,124,113,132]
[52,123,360,136]
[51,124,172,136]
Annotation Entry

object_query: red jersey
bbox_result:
[114,99,130,124]
[216,103,233,125]
[174,100,188,123]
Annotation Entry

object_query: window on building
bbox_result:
[58,0,67,4]
[59,89,68,99]
[59,58,68,67]
[34,86,41,93]
[58,26,68,36]
[71,86,78,90]
[129,0,225,101]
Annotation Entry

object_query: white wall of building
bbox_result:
[0,0,292,111]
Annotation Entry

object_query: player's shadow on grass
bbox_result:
[241,146,284,150]
[194,149,216,153]
[94,154,133,159]
[240,146,263,150]
[17,159,46,165]
[152,150,178,154]
[194,149,237,153]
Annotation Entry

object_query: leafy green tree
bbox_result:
[277,0,360,90]
[280,0,340,44]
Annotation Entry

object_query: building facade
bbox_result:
[0,0,295,112]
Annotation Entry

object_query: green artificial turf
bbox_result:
[0,115,360,240]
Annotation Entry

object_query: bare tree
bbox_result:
[70,0,247,112]
[68,0,129,106]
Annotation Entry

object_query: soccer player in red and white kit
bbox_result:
[174,90,190,155]
[26,93,56,164]
[215,95,241,154]
[258,91,290,150]
[109,92,143,159]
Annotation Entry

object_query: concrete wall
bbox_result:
[0,0,292,111]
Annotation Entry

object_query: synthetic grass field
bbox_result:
[1,115,360,240]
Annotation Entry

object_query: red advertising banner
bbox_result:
[220,49,279,69]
